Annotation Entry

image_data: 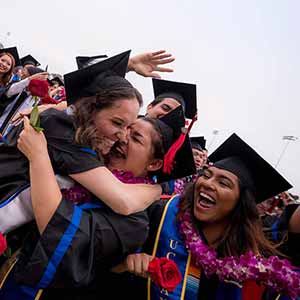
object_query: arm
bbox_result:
[71,169,162,215]
[6,72,49,98]
[5,78,29,97]
[17,116,62,233]
[127,50,175,79]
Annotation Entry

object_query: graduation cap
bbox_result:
[191,136,206,151]
[76,54,108,69]
[208,133,293,203]
[20,54,40,67]
[26,67,45,76]
[64,50,131,105]
[48,76,64,87]
[153,106,196,182]
[152,78,197,119]
[0,47,20,66]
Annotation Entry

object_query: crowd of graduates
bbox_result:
[0,45,299,300]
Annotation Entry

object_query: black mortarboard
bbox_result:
[26,67,45,76]
[191,136,206,151]
[208,133,292,203]
[152,78,197,119]
[20,54,40,67]
[64,50,131,105]
[76,54,108,69]
[153,106,196,182]
[0,47,20,66]
[48,76,64,87]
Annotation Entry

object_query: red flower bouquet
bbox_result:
[28,79,50,131]
[148,257,182,292]
[28,79,49,98]
[0,232,7,255]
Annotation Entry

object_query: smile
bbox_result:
[197,192,216,209]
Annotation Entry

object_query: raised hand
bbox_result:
[128,50,175,78]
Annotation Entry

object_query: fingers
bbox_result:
[152,57,175,65]
[153,66,174,73]
[150,50,167,57]
[151,53,174,61]
[146,72,161,79]
[126,254,151,278]
[22,116,30,129]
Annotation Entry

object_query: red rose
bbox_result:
[148,257,182,292]
[28,79,49,98]
[0,232,7,255]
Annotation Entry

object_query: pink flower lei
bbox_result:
[61,170,154,204]
[179,209,300,299]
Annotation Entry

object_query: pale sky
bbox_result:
[1,0,299,193]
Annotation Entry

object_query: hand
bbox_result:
[17,116,48,161]
[29,72,49,81]
[128,50,175,78]
[126,253,153,278]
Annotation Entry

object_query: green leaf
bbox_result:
[32,126,44,132]
[30,105,39,127]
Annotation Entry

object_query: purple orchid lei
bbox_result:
[179,209,300,299]
[111,169,155,185]
[61,170,154,205]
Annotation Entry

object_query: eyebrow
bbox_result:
[205,168,235,186]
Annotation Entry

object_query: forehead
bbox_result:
[192,148,203,155]
[207,166,239,183]
[0,54,12,61]
[157,97,181,109]
[131,119,155,135]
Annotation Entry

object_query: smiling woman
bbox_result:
[0,51,162,235]
[108,133,298,300]
[0,53,15,88]
[0,107,196,300]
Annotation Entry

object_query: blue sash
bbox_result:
[148,195,191,300]
[148,196,248,300]
[0,202,102,300]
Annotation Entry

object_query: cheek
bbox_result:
[95,120,115,137]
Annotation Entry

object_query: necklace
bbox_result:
[179,209,300,299]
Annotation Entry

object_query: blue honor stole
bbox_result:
[147,195,191,300]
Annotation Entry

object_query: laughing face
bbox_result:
[107,118,163,177]
[93,98,140,155]
[193,166,240,225]
[0,54,13,75]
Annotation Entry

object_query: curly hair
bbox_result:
[73,86,143,155]
[0,52,15,87]
[178,178,283,258]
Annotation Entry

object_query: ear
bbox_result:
[147,103,153,111]
[146,159,163,172]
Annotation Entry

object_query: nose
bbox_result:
[117,128,129,144]
[199,176,217,192]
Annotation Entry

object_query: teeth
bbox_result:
[199,192,216,204]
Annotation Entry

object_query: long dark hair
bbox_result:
[74,86,143,152]
[0,52,15,87]
[178,179,282,257]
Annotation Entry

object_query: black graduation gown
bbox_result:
[262,203,300,266]
[0,108,103,205]
[0,198,150,300]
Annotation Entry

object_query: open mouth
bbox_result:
[110,143,127,159]
[197,192,216,209]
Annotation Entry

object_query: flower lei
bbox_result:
[61,170,154,204]
[111,169,155,185]
[179,209,300,299]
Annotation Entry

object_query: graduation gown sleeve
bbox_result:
[14,198,150,288]
[0,108,103,203]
